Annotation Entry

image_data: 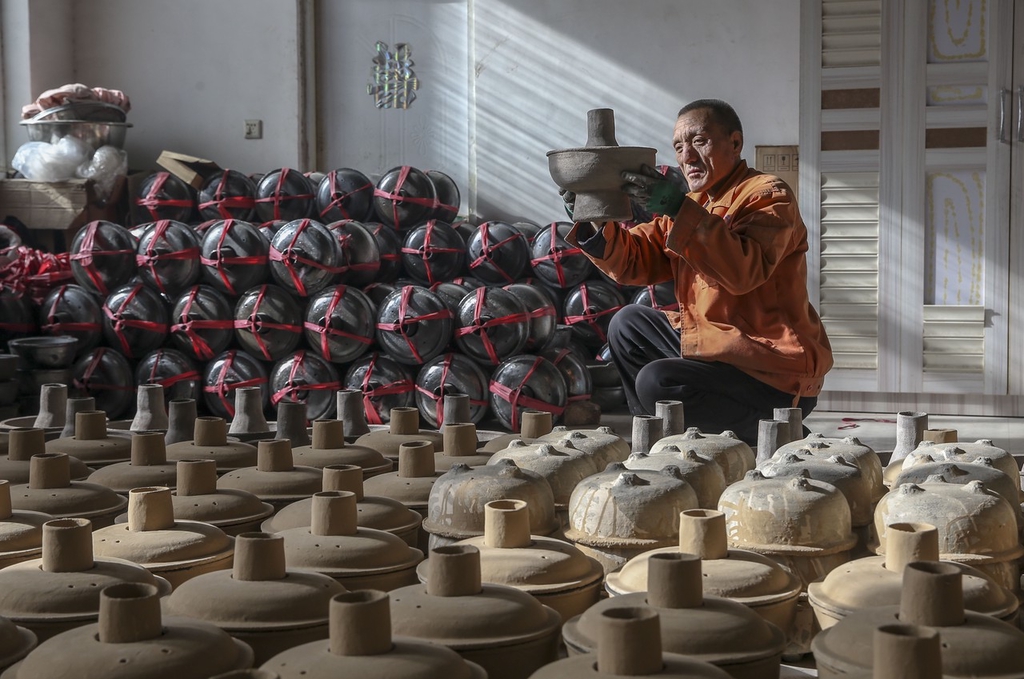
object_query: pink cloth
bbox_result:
[22,83,131,119]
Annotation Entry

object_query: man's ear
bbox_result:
[731,131,744,156]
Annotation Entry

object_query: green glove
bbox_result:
[559,189,576,219]
[621,165,687,216]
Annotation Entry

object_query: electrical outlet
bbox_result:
[244,119,263,140]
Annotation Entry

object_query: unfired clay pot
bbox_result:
[389,545,562,679]
[278,491,423,591]
[808,521,1018,630]
[130,384,168,433]
[164,398,197,446]
[546,108,658,223]
[416,499,603,622]
[259,590,487,679]
[604,509,802,646]
[60,397,96,439]
[433,422,492,470]
[487,438,603,510]
[218,439,324,511]
[563,553,786,679]
[0,615,34,675]
[1,428,92,484]
[564,464,699,574]
[479,411,553,454]
[812,561,1024,678]
[260,464,421,547]
[774,434,885,504]
[0,517,172,642]
[85,431,178,493]
[529,606,732,679]
[894,460,1024,530]
[649,428,755,484]
[32,384,66,431]
[166,416,258,472]
[1,582,253,678]
[146,460,273,536]
[0,481,50,569]
[891,441,1020,497]
[537,425,631,468]
[44,411,131,468]
[162,532,346,664]
[354,407,444,463]
[361,441,444,528]
[624,447,727,509]
[335,389,371,440]
[873,481,1024,592]
[291,419,391,477]
[92,487,234,589]
[9,453,127,528]
[422,459,559,550]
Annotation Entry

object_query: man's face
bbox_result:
[672,108,743,195]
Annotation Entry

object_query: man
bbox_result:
[565,99,832,445]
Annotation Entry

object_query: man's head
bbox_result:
[673,99,744,195]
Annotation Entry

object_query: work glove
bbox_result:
[559,189,576,219]
[621,165,688,216]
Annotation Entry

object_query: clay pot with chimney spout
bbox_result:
[44,411,131,469]
[91,487,234,589]
[0,518,172,642]
[261,464,421,547]
[1,428,92,484]
[362,441,444,536]
[353,407,444,464]
[166,416,258,473]
[9,454,126,528]
[163,532,346,664]
[650,428,755,484]
[290,419,391,477]
[0,615,33,675]
[0,481,50,569]
[218,440,323,512]
[433,422,492,470]
[86,432,178,493]
[479,411,555,454]
[278,491,423,591]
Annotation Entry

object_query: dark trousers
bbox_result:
[607,304,817,446]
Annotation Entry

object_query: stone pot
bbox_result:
[546,108,658,223]
[416,499,603,622]
[891,441,1020,497]
[604,508,802,646]
[812,561,1024,678]
[262,464,421,547]
[1,428,92,484]
[479,411,555,454]
[353,407,444,463]
[388,545,562,679]
[86,432,178,493]
[44,411,132,469]
[2,582,252,678]
[433,422,492,471]
[0,481,50,569]
[624,448,728,509]
[218,439,324,512]
[91,487,234,589]
[0,517,173,642]
[874,481,1024,592]
[259,590,487,679]
[422,459,559,550]
[278,491,423,591]
[291,419,391,477]
[808,521,1019,630]
[163,532,346,664]
[650,428,755,484]
[166,416,258,472]
[564,464,700,575]
[0,615,34,675]
[487,438,603,511]
[563,553,786,679]
[774,434,885,504]
[10,454,127,528]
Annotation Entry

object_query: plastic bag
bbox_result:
[77,145,128,202]
[13,136,93,181]
[11,141,48,177]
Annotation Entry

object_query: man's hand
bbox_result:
[559,189,576,219]
[621,165,688,216]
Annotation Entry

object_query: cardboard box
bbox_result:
[156,150,222,190]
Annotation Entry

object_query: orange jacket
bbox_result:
[567,160,833,400]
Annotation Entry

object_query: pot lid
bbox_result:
[649,428,754,483]
[261,495,420,535]
[291,441,391,475]
[894,461,1023,527]
[92,519,233,568]
[775,434,885,503]
[528,653,732,679]
[808,554,1019,622]
[44,435,131,467]
[164,569,344,631]
[539,426,631,467]
[168,490,275,527]
[0,511,49,556]
[280,525,422,576]
[479,432,540,453]
[487,440,603,506]
[362,471,441,507]
[0,616,34,672]
[434,452,492,471]
[0,557,173,621]
[909,440,1017,488]
[563,590,785,666]
[605,546,802,605]
[10,481,127,521]
[165,440,258,472]
[86,462,178,494]
[0,455,93,484]
[353,430,444,459]
[758,452,874,526]
[217,466,323,501]
[261,638,487,679]
[624,449,727,509]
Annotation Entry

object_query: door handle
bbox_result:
[999,88,1010,144]
[1017,86,1024,142]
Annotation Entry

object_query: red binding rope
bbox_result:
[488,356,565,431]
[41,285,100,335]
[530,223,583,288]
[69,222,134,295]
[372,224,401,265]
[645,285,680,313]
[231,285,302,361]
[254,168,314,221]
[469,223,523,283]
[302,285,374,361]
[135,220,200,295]
[144,348,200,389]
[73,348,134,395]
[547,348,589,401]
[101,284,167,357]
[453,287,530,365]
[170,286,235,361]
[320,171,373,220]
[332,224,381,278]
[358,353,414,425]
[136,172,193,221]
[413,353,487,427]
[563,283,622,344]
[268,219,346,297]
[375,285,453,364]
[198,220,269,296]
[270,350,342,405]
[201,349,268,418]
[399,220,463,284]
[372,166,436,229]
[199,169,256,218]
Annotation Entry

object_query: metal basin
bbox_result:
[8,336,79,369]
